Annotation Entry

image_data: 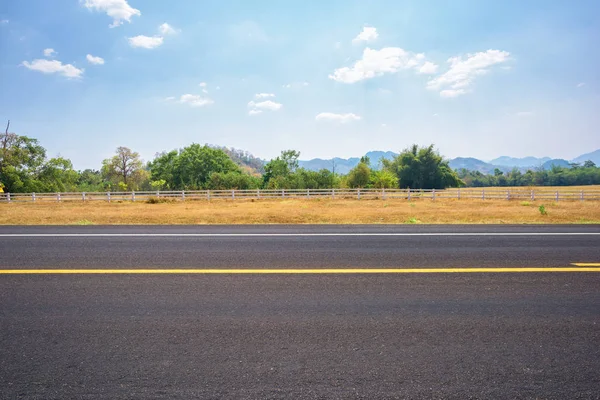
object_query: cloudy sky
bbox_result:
[1,0,599,169]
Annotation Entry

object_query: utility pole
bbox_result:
[331,159,336,187]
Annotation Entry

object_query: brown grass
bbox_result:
[1,198,599,225]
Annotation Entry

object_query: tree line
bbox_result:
[457,163,599,187]
[1,123,599,193]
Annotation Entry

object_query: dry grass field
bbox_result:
[1,197,599,225]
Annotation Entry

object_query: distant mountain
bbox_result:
[296,149,600,175]
[298,151,397,174]
[449,158,499,174]
[572,149,600,166]
[363,151,398,168]
[212,145,265,175]
[542,159,570,170]
[298,157,360,174]
[489,156,551,168]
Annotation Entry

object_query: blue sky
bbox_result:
[1,0,599,170]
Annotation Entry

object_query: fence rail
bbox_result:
[1,188,600,203]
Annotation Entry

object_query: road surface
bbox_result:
[1,225,599,399]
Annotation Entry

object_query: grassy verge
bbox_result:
[1,198,599,225]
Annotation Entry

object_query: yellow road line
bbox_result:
[571,263,600,267]
[1,268,600,274]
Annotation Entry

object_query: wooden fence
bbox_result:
[1,188,600,203]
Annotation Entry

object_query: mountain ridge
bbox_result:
[296,149,599,175]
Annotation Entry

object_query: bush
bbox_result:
[538,205,547,215]
[146,196,175,204]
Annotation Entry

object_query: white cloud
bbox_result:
[86,54,105,65]
[248,109,263,116]
[283,82,309,89]
[248,100,282,111]
[440,89,466,98]
[352,27,378,45]
[43,48,57,57]
[22,59,84,79]
[164,96,175,101]
[315,112,361,123]
[255,93,275,99]
[128,35,163,49]
[516,111,533,117]
[159,23,179,35]
[381,123,387,128]
[577,82,585,88]
[199,82,207,87]
[0,19,8,24]
[82,0,140,28]
[418,61,438,74]
[329,47,427,84]
[427,49,510,97]
[178,94,214,107]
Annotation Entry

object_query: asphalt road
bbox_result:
[1,225,599,399]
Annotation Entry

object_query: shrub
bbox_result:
[538,205,547,215]
[146,196,174,204]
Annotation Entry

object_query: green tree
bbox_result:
[347,162,371,188]
[101,147,146,190]
[382,144,463,189]
[77,169,107,192]
[370,169,399,188]
[0,121,47,192]
[583,160,596,168]
[150,179,167,191]
[281,150,300,173]
[148,150,178,189]
[37,157,79,192]
[149,144,240,190]
[207,171,261,190]
[262,150,301,188]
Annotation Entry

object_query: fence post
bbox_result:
[555,191,559,202]
[580,190,584,201]
[506,190,510,201]
[357,189,361,200]
[407,188,411,201]
[107,192,111,203]
[232,190,235,200]
[132,191,135,202]
[257,189,260,199]
[531,190,534,201]
[7,192,11,202]
[82,192,86,202]
[307,188,310,198]
[57,192,61,202]
[482,189,485,200]
[282,189,285,198]
[207,190,211,201]
[382,188,386,200]
[432,189,435,201]
[457,189,460,200]
[332,189,335,199]
[32,192,36,202]
[182,191,185,200]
